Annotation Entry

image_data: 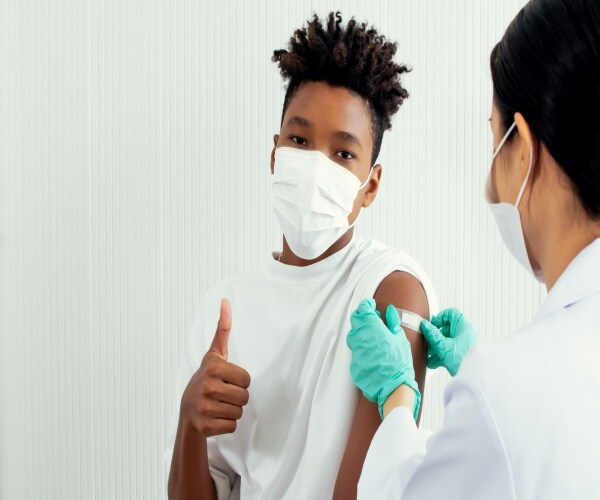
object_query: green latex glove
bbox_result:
[420,307,479,376]
[346,298,421,420]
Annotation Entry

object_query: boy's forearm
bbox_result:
[168,414,217,500]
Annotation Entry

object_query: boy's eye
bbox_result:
[336,150,355,160]
[291,136,307,146]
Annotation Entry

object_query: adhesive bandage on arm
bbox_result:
[395,308,426,334]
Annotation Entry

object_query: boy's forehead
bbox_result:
[283,81,373,142]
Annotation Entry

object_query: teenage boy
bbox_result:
[167,12,437,500]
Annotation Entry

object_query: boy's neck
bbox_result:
[279,230,355,267]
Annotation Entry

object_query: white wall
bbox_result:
[1,0,543,498]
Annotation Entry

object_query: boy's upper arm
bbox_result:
[333,271,430,499]
[374,270,429,422]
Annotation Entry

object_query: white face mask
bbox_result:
[486,121,544,282]
[271,146,373,260]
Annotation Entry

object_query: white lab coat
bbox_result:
[358,238,600,499]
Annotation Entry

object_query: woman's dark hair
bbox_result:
[491,0,600,218]
[272,12,410,164]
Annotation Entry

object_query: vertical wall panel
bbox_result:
[1,0,93,499]
[89,0,165,497]
[1,1,543,499]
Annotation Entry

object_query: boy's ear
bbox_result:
[362,164,382,208]
[270,134,279,174]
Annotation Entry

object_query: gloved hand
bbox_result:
[420,307,479,376]
[346,298,421,420]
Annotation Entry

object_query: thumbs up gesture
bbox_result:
[181,299,251,437]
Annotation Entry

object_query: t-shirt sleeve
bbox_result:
[164,301,236,498]
[358,362,515,499]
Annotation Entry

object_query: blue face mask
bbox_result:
[486,121,544,283]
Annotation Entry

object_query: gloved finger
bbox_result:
[430,307,463,329]
[357,298,376,314]
[350,298,379,328]
[430,309,451,328]
[437,322,454,339]
[385,305,402,335]
[441,325,457,341]
[346,324,373,350]
[421,319,445,345]
[427,355,444,370]
[345,329,359,350]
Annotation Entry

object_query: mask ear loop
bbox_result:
[486,122,517,203]
[358,166,374,190]
[490,121,533,208]
[514,141,533,209]
[348,166,375,230]
[492,121,517,161]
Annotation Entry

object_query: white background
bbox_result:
[0,0,543,498]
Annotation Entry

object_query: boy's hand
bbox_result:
[180,299,251,437]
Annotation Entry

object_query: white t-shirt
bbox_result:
[165,237,438,500]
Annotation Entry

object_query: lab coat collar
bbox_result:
[534,238,600,321]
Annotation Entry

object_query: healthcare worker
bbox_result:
[346,0,600,498]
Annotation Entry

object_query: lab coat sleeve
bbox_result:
[357,406,430,498]
[358,363,516,500]
[164,303,236,499]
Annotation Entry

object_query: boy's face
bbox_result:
[271,81,382,225]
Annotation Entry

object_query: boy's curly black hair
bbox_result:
[272,12,410,164]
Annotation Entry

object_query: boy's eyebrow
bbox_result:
[333,130,362,148]
[285,116,362,148]
[285,115,313,128]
